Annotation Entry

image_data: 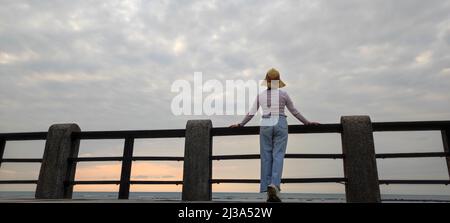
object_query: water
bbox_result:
[1,191,449,202]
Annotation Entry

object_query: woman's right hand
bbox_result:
[229,124,241,128]
[306,121,320,126]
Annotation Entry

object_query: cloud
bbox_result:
[0,50,38,64]
[21,72,112,84]
[415,50,433,65]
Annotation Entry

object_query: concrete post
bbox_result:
[35,124,81,199]
[341,116,381,203]
[182,120,213,201]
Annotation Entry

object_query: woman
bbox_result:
[230,68,319,202]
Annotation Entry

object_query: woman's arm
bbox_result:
[230,96,259,127]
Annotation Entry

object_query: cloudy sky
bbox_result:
[1,0,450,196]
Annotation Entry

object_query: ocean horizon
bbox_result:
[1,191,449,203]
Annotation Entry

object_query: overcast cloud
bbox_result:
[1,0,450,195]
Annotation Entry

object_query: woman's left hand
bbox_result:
[306,121,320,126]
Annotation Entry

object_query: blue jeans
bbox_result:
[259,115,288,192]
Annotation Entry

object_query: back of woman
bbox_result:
[230,68,319,202]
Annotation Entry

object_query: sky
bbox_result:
[1,0,450,196]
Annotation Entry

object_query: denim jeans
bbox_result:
[259,115,288,192]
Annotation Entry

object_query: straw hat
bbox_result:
[262,68,286,88]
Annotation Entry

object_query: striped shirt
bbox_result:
[240,89,310,126]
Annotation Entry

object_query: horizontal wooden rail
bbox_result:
[69,156,184,162]
[68,180,183,185]
[211,178,347,184]
[3,178,448,186]
[212,153,344,160]
[132,156,184,161]
[1,121,449,141]
[212,178,450,185]
[372,121,450,132]
[0,180,38,184]
[376,152,450,159]
[130,180,183,185]
[0,132,47,141]
[379,180,450,185]
[212,124,342,136]
[0,121,449,139]
[3,152,447,163]
[0,158,43,163]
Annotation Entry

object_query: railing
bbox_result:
[210,124,346,187]
[0,116,449,202]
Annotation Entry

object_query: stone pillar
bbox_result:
[341,116,381,203]
[35,124,81,199]
[182,120,213,201]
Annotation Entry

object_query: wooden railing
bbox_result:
[0,116,449,202]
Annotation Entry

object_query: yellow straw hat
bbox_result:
[262,68,286,88]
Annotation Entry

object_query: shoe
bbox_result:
[266,184,282,202]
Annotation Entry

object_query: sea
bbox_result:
[1,191,450,202]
